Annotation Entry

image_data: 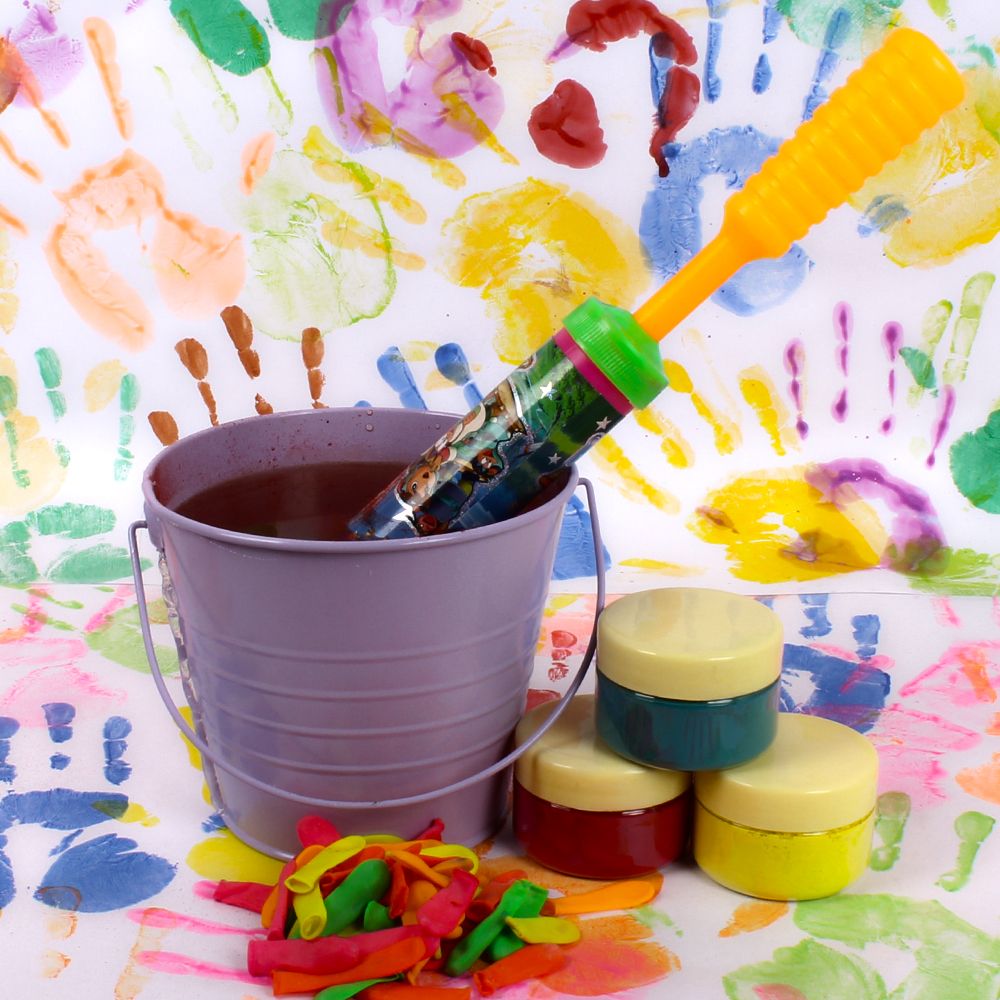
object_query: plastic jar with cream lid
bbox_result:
[513,694,690,879]
[596,588,783,771]
[693,712,879,900]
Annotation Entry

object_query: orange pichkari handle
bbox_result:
[632,27,965,343]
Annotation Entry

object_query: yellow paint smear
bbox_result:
[303,126,427,224]
[312,193,424,271]
[0,230,18,333]
[619,558,703,576]
[718,900,789,937]
[441,178,649,363]
[84,17,133,140]
[849,65,1000,266]
[438,91,518,165]
[691,469,886,584]
[634,406,693,467]
[0,131,41,181]
[240,131,276,194]
[186,829,285,884]
[593,436,680,514]
[84,360,128,411]
[177,705,212,803]
[355,101,465,188]
[401,340,437,361]
[119,802,160,827]
[663,359,741,454]
[739,365,796,456]
[0,350,67,515]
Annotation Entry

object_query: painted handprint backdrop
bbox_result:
[1,3,999,996]
[0,0,995,593]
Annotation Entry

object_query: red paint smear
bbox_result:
[562,0,696,65]
[451,32,496,76]
[650,64,699,177]
[127,906,264,937]
[85,584,132,633]
[136,950,268,985]
[528,79,606,168]
[900,640,1000,708]
[755,986,807,1000]
[0,663,121,724]
[527,688,561,711]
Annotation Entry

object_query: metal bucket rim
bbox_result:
[142,406,579,552]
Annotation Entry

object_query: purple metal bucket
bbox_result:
[128,407,600,858]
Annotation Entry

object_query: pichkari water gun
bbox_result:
[347,28,964,541]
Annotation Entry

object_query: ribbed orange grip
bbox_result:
[632,28,965,342]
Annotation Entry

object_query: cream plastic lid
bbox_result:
[597,588,783,700]
[694,713,879,833]
[515,694,689,812]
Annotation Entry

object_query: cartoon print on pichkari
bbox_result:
[349,336,621,538]
[373,342,611,577]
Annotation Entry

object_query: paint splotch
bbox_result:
[528,80,607,168]
[440,178,649,364]
[46,150,245,349]
[169,0,270,76]
[724,937,886,1000]
[950,408,1000,513]
[315,1,503,160]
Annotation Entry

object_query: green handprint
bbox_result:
[0,503,134,585]
[724,894,1000,1000]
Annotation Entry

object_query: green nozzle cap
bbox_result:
[562,298,668,409]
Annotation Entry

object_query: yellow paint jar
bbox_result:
[693,713,878,900]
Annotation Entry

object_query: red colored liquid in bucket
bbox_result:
[137,408,579,858]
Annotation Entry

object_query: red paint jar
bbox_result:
[513,694,690,879]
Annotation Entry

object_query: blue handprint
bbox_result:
[779,595,891,732]
[0,702,175,912]
[0,788,174,912]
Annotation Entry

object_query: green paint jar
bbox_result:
[596,588,783,771]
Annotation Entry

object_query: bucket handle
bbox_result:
[127,478,606,812]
